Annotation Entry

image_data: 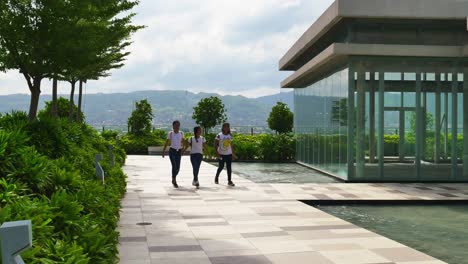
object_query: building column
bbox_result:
[415,71,422,180]
[444,74,449,160]
[378,71,385,179]
[347,66,356,180]
[463,67,468,179]
[369,72,376,163]
[451,70,458,179]
[422,74,427,161]
[356,69,366,178]
[399,73,405,162]
[435,72,441,163]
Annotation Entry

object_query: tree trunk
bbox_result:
[24,74,42,121]
[69,81,76,122]
[52,78,58,118]
[76,80,83,122]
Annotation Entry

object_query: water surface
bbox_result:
[319,205,468,264]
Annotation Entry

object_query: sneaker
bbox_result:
[228,181,235,187]
[214,177,219,184]
[172,179,179,188]
[192,180,200,187]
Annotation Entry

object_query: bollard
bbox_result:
[0,220,33,264]
[108,145,115,168]
[94,153,105,183]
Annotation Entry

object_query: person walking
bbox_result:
[162,120,185,188]
[214,123,236,187]
[189,126,208,188]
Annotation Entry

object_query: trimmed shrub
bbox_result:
[0,112,127,263]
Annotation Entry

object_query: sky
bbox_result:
[0,0,334,98]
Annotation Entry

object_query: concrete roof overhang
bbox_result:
[281,43,467,88]
[279,0,468,71]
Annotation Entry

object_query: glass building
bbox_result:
[279,0,468,182]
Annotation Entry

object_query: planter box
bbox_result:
[148,146,190,156]
[148,146,164,155]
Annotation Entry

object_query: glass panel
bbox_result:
[293,68,349,180]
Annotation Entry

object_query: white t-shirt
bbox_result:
[168,131,184,150]
[216,133,233,155]
[189,136,206,154]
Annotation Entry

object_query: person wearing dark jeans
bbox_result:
[189,126,208,188]
[215,154,232,183]
[169,148,182,179]
[190,153,203,182]
[163,120,186,188]
[214,123,236,187]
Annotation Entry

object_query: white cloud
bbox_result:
[0,0,334,97]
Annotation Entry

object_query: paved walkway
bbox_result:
[118,156,468,264]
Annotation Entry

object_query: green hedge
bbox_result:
[0,111,127,263]
[119,130,166,155]
[202,133,296,162]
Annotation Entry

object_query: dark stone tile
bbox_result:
[439,186,458,191]
[265,190,280,194]
[387,190,405,194]
[119,236,147,243]
[312,194,333,200]
[281,225,356,231]
[210,255,272,264]
[415,187,433,191]
[187,222,229,227]
[149,245,203,252]
[326,187,342,191]
[241,231,289,238]
[339,193,359,198]
[258,212,295,216]
[183,214,221,219]
[438,193,458,197]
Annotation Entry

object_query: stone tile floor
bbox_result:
[118,156,468,264]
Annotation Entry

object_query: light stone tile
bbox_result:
[319,249,391,264]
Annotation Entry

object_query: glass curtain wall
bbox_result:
[295,68,349,180]
[348,59,466,182]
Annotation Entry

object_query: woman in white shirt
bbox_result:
[214,123,236,187]
[162,120,185,188]
[189,126,208,188]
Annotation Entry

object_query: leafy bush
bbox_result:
[199,133,296,162]
[258,134,295,162]
[0,112,127,263]
[120,133,164,154]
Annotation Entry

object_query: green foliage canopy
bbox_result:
[267,102,294,134]
[192,96,227,134]
[128,99,154,136]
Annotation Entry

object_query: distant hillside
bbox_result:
[0,91,293,130]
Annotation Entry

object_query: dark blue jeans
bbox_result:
[190,153,203,181]
[169,148,181,178]
[216,154,232,181]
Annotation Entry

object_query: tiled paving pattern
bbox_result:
[118,156,468,264]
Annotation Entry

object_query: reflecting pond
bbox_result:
[225,162,339,183]
[319,205,468,264]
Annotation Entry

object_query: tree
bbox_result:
[128,99,154,136]
[0,0,142,121]
[267,102,294,134]
[192,96,227,134]
[38,97,84,121]
[0,1,57,120]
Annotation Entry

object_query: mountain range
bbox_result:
[0,90,294,130]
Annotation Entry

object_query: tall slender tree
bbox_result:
[0,1,57,120]
[0,0,142,121]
